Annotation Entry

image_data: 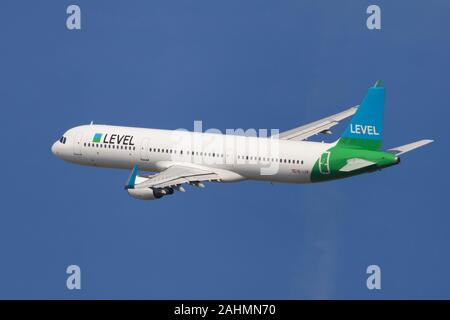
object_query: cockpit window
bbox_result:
[59,136,67,144]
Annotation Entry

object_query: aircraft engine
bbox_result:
[127,187,166,200]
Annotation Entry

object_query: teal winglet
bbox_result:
[125,165,139,189]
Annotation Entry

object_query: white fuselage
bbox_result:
[52,124,334,184]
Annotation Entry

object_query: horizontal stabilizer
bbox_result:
[339,158,375,172]
[387,139,433,156]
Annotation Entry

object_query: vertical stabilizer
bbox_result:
[338,81,384,150]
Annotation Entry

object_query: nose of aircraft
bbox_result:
[51,141,58,156]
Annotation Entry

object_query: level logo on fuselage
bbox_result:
[92,133,135,145]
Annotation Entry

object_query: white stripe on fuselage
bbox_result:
[57,124,333,184]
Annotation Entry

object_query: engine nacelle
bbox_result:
[127,188,164,200]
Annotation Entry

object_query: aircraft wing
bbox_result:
[130,164,220,190]
[277,106,358,141]
[339,158,376,172]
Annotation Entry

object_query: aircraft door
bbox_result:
[73,132,83,156]
[140,138,150,161]
[319,151,330,174]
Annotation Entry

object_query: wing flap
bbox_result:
[134,165,220,189]
[151,173,219,188]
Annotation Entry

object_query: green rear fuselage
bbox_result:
[311,142,399,182]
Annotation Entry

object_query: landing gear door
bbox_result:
[319,151,331,174]
[140,138,150,161]
[73,132,83,156]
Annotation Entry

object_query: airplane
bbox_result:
[51,81,433,200]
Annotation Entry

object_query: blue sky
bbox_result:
[0,0,449,299]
